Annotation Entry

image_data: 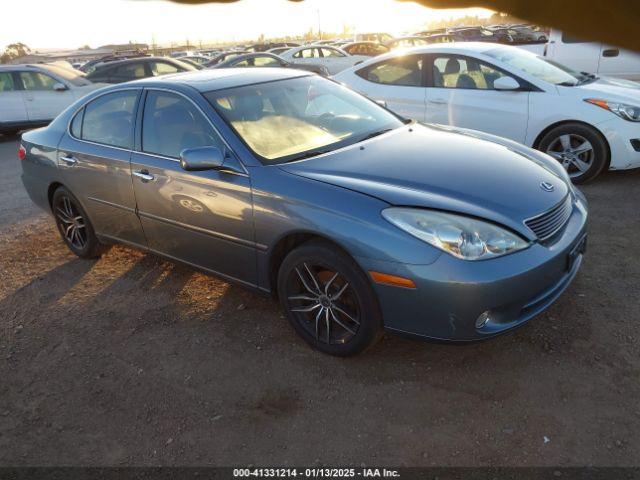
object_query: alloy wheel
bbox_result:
[545,133,595,179]
[55,195,88,250]
[286,262,360,345]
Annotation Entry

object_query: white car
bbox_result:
[280,45,369,75]
[0,64,105,136]
[334,43,640,183]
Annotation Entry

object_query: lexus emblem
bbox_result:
[540,181,555,192]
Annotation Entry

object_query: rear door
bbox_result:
[17,70,75,121]
[129,89,256,285]
[424,54,529,143]
[351,54,427,121]
[56,88,147,245]
[0,71,28,127]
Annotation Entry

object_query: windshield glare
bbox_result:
[486,47,586,86]
[205,76,403,164]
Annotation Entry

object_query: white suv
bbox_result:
[0,64,104,135]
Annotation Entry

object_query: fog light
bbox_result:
[476,311,491,329]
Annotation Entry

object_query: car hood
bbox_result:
[561,76,640,103]
[279,124,570,239]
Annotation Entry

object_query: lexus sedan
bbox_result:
[334,42,640,183]
[19,69,588,356]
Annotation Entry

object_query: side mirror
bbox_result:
[493,76,521,91]
[180,146,225,171]
[53,82,68,92]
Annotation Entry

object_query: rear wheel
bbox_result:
[277,241,383,357]
[538,123,608,184]
[52,187,105,259]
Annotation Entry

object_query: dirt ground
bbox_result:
[0,133,639,467]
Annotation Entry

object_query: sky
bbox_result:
[1,0,493,52]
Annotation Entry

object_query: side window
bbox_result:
[70,108,84,138]
[151,62,181,76]
[358,55,423,87]
[321,48,345,58]
[295,48,317,59]
[142,91,221,159]
[112,63,146,82]
[0,72,15,91]
[19,72,58,91]
[432,55,511,90]
[234,59,251,67]
[254,56,279,67]
[81,90,138,148]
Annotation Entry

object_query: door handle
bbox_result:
[602,48,619,57]
[60,155,77,166]
[133,170,154,182]
[428,98,447,105]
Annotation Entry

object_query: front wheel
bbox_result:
[277,241,383,356]
[52,186,106,259]
[538,123,609,184]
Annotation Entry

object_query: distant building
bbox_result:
[10,43,149,65]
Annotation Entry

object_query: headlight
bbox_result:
[585,98,640,122]
[382,208,529,261]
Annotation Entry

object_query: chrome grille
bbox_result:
[525,195,573,241]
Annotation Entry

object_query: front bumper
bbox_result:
[356,193,588,342]
[596,117,640,170]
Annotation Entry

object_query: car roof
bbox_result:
[386,42,501,55]
[128,67,310,92]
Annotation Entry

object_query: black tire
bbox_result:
[277,240,383,357]
[537,122,608,184]
[51,186,106,259]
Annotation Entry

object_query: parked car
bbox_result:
[212,53,329,76]
[280,45,368,75]
[85,57,197,84]
[341,42,390,57]
[448,26,511,43]
[518,30,640,82]
[203,51,250,67]
[386,36,431,50]
[333,42,640,183]
[176,54,211,66]
[80,54,151,74]
[176,58,205,70]
[0,64,104,135]
[354,33,394,44]
[267,47,292,56]
[19,69,587,356]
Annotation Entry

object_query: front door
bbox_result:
[130,89,256,286]
[425,54,529,143]
[17,70,75,121]
[56,88,147,246]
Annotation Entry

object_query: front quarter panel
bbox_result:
[251,166,442,291]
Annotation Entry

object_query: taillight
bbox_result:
[18,145,26,161]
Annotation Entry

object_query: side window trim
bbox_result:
[66,87,142,152]
[136,87,247,174]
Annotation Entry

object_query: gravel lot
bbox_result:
[1,133,639,467]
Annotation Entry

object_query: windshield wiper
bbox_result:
[357,128,394,143]
[285,148,334,162]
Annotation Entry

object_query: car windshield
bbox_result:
[39,64,92,86]
[485,47,594,86]
[204,76,404,164]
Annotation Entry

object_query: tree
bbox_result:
[0,42,31,64]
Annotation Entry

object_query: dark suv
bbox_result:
[85,57,196,84]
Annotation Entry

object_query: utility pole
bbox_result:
[317,8,322,40]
